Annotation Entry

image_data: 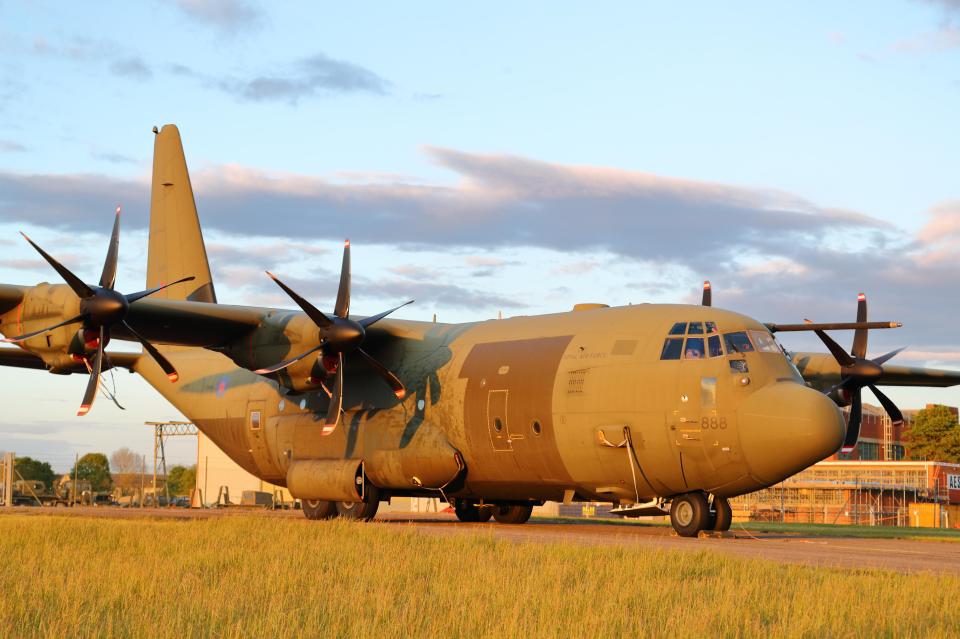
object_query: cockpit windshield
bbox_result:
[723,331,754,354]
[659,322,784,360]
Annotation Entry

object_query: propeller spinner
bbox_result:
[256,239,413,435]
[1,208,194,415]
[813,293,905,454]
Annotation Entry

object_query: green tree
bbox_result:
[166,465,196,496]
[14,457,56,490]
[70,453,113,492]
[907,405,960,463]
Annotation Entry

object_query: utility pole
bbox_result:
[2,451,14,508]
[72,453,79,507]
[146,421,198,506]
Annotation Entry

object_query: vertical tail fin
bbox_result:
[146,125,217,303]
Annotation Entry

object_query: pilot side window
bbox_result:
[660,338,684,360]
[708,334,723,357]
[724,331,755,354]
[668,322,687,336]
[684,337,705,359]
[749,330,780,353]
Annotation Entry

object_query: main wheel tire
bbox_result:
[492,504,533,524]
[336,484,380,521]
[670,492,710,537]
[712,496,732,531]
[302,499,337,520]
[454,500,483,522]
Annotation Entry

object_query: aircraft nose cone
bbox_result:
[737,382,844,486]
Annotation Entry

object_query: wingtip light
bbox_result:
[395,389,406,399]
[77,404,91,416]
[857,293,866,301]
[344,239,350,247]
[167,372,179,383]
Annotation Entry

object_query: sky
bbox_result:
[0,1,959,471]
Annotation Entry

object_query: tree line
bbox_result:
[9,447,197,495]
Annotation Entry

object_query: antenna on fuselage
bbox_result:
[701,281,712,307]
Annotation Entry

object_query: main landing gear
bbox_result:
[453,501,533,524]
[301,485,381,522]
[669,492,732,537]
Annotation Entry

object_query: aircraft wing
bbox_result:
[116,298,265,347]
[0,346,140,373]
[792,352,960,388]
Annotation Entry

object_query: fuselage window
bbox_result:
[687,322,704,335]
[669,322,687,336]
[724,331,755,354]
[749,330,780,353]
[708,334,723,357]
[705,321,718,334]
[684,337,705,359]
[660,338,683,360]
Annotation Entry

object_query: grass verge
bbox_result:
[1,513,958,638]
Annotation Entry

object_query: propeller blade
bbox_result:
[357,347,405,399]
[334,239,351,318]
[99,207,121,290]
[321,353,343,436]
[121,321,180,382]
[77,328,105,416]
[265,272,333,328]
[869,385,904,426]
[0,313,85,343]
[125,276,196,304]
[873,346,906,367]
[840,388,862,454]
[701,281,711,307]
[254,344,323,375]
[358,300,415,329]
[20,232,94,299]
[814,329,856,368]
[851,292,868,359]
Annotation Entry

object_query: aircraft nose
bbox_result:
[737,382,845,486]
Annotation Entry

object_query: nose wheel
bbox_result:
[670,492,710,537]
[670,493,733,536]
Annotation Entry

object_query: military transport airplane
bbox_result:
[1,125,958,536]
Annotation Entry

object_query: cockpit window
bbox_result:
[705,321,718,334]
[749,330,780,353]
[668,322,687,336]
[724,331,755,354]
[684,337,705,359]
[708,334,723,357]
[687,322,704,335]
[660,338,683,360]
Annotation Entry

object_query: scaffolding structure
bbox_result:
[731,462,953,526]
[145,421,198,506]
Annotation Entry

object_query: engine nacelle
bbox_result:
[0,283,86,370]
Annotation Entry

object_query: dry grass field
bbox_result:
[1,513,958,638]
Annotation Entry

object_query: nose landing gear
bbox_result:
[669,492,732,537]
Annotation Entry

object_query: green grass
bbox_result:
[1,513,959,638]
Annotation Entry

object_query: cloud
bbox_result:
[109,56,152,80]
[1,147,959,353]
[0,149,889,272]
[92,151,138,165]
[553,260,601,276]
[0,139,26,153]
[0,258,47,270]
[176,0,262,34]
[891,26,960,52]
[213,53,390,103]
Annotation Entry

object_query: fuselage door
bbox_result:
[487,389,512,451]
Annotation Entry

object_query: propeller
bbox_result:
[701,281,711,307]
[1,207,194,415]
[256,239,413,435]
[813,293,905,454]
